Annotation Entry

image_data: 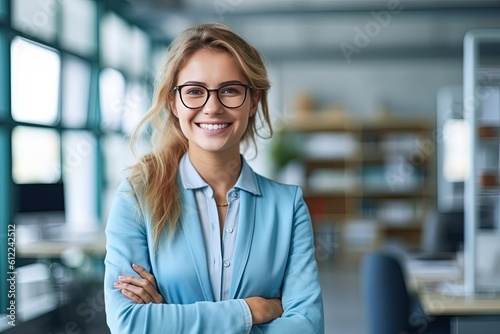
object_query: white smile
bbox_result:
[198,123,230,130]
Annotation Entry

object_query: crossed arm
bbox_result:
[115,263,283,325]
[104,182,323,333]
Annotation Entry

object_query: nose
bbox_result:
[203,91,223,114]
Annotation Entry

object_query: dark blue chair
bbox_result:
[361,251,450,334]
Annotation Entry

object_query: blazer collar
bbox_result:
[179,186,215,301]
[179,153,261,196]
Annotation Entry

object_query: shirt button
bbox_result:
[223,261,230,267]
[225,228,233,233]
[231,192,239,199]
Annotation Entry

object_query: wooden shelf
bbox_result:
[278,116,435,249]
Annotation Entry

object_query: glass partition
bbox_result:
[463,29,500,295]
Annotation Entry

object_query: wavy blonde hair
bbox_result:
[129,23,272,246]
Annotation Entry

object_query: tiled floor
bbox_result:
[318,251,368,334]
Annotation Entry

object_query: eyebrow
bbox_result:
[180,80,246,87]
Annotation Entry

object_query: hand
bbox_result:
[114,264,164,304]
[244,297,283,325]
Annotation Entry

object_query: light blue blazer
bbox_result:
[104,171,324,334]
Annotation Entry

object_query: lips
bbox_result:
[197,123,230,130]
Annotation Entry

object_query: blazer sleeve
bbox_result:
[104,181,251,334]
[252,187,325,334]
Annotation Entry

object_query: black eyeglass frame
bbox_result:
[172,83,253,109]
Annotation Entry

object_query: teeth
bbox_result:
[199,123,229,130]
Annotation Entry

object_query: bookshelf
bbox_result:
[276,113,435,250]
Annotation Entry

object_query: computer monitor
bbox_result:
[15,182,66,226]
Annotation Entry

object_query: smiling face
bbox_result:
[169,49,260,158]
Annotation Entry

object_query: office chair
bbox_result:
[361,251,450,334]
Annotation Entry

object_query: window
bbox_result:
[12,0,57,42]
[128,27,150,78]
[62,131,99,230]
[102,134,149,218]
[61,0,97,56]
[61,55,91,128]
[122,82,149,135]
[100,12,129,70]
[99,67,126,130]
[443,119,470,182]
[12,126,61,184]
[11,37,60,125]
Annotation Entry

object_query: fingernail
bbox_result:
[114,281,120,286]
[132,264,138,268]
[118,275,124,279]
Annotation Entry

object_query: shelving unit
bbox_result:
[278,113,435,250]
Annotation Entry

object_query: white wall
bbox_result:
[277,58,463,120]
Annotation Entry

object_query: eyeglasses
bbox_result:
[173,83,252,109]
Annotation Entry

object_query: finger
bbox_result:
[132,264,158,289]
[118,275,160,302]
[121,288,146,304]
[117,281,155,303]
[115,282,146,304]
[268,299,283,318]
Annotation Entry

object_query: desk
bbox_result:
[406,257,500,334]
[17,236,106,258]
[12,229,107,329]
[16,228,106,258]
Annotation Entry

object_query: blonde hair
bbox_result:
[129,23,272,246]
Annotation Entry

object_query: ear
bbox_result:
[168,93,178,118]
[249,91,261,117]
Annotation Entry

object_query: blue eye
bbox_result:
[185,88,205,95]
[220,85,243,95]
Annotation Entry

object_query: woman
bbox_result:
[104,23,324,334]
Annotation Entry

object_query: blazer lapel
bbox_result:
[228,190,256,299]
[180,187,215,301]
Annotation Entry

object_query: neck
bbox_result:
[187,147,242,200]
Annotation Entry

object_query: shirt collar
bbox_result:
[179,153,260,196]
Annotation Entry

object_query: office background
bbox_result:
[1,0,500,333]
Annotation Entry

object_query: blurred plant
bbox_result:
[268,131,302,172]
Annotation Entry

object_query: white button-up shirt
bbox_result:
[179,153,258,333]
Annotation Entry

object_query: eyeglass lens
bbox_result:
[179,84,248,109]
